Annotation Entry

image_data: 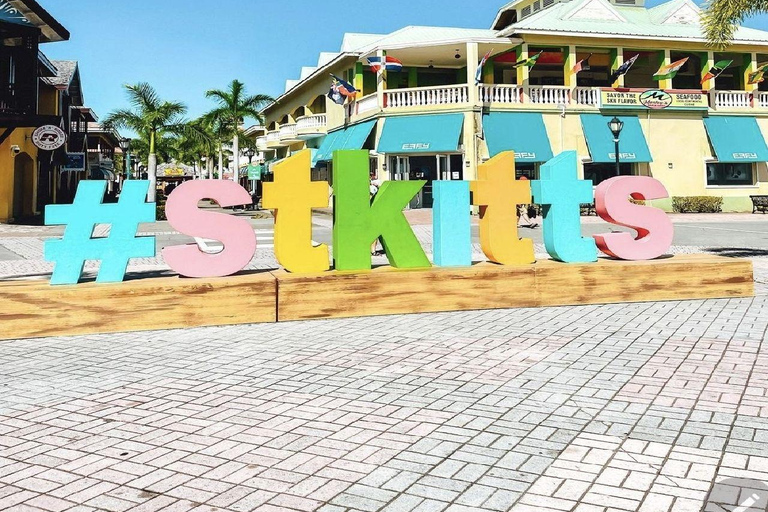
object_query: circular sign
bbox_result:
[639,90,673,110]
[31,125,67,151]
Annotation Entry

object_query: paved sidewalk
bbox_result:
[0,216,767,511]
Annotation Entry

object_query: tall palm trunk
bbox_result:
[232,133,240,184]
[207,158,213,179]
[148,131,158,202]
[218,146,224,180]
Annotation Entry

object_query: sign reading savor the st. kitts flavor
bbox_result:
[600,89,709,111]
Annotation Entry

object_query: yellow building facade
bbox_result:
[261,0,768,212]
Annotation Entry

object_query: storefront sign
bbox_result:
[402,143,431,151]
[32,125,67,151]
[732,152,759,160]
[62,153,86,172]
[600,89,709,111]
[608,152,637,160]
[164,168,186,177]
[247,164,262,180]
[44,149,675,285]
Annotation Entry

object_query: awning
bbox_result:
[377,113,464,154]
[704,116,768,163]
[581,114,652,163]
[483,112,553,162]
[314,120,376,163]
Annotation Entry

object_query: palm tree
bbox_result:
[703,0,768,48]
[204,80,273,183]
[104,83,197,201]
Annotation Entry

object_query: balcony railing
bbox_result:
[296,114,327,131]
[713,90,753,109]
[759,92,768,108]
[279,123,297,140]
[385,85,470,109]
[256,136,268,150]
[479,84,522,104]
[266,130,280,145]
[0,83,35,115]
[529,86,571,106]
[574,87,600,107]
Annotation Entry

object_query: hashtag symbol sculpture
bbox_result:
[44,181,156,285]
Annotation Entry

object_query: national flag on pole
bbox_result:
[653,57,689,81]
[512,50,543,69]
[701,59,733,84]
[610,53,639,84]
[572,53,592,75]
[367,56,403,74]
[475,49,493,85]
[328,74,358,105]
[748,70,765,85]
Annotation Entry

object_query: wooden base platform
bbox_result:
[0,255,754,340]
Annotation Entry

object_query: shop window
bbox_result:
[516,163,539,180]
[706,162,754,186]
[583,162,634,186]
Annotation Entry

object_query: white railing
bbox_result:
[479,84,522,104]
[356,94,380,114]
[714,90,753,109]
[385,85,470,109]
[574,87,600,107]
[279,123,297,139]
[758,92,768,108]
[529,86,571,105]
[296,114,327,131]
[256,136,268,149]
[266,130,280,143]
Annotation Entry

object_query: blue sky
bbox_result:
[41,0,768,124]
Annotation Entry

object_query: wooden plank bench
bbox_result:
[750,195,768,214]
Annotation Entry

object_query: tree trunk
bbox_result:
[233,133,240,184]
[207,158,213,179]
[148,130,157,202]
[147,154,157,203]
[218,146,224,180]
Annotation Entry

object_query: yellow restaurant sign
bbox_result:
[600,89,709,111]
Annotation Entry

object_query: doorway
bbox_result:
[13,153,35,219]
[389,154,463,209]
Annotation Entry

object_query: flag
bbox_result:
[701,59,733,84]
[512,50,543,69]
[572,53,592,75]
[609,53,639,84]
[328,74,357,105]
[653,57,689,81]
[475,49,493,85]
[749,70,766,85]
[367,56,403,74]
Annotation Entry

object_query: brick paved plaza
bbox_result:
[1,216,767,511]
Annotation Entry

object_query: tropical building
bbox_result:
[0,0,69,221]
[261,0,768,212]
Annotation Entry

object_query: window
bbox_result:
[706,162,754,186]
[521,5,532,18]
[533,0,541,10]
[583,162,634,186]
[516,163,539,180]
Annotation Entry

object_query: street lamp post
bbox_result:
[119,138,132,182]
[608,117,624,177]
[245,148,256,194]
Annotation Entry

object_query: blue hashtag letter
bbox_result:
[44,181,156,285]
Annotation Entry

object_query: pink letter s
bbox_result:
[162,180,257,278]
[593,176,674,261]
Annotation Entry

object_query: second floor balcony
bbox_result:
[295,114,328,139]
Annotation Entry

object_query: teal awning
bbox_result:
[704,116,768,163]
[377,114,464,154]
[483,112,553,162]
[581,114,652,163]
[314,120,376,163]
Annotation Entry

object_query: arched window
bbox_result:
[309,95,327,114]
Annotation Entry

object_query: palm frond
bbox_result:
[703,0,768,48]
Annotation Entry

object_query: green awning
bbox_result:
[314,120,376,163]
[704,116,768,163]
[377,114,464,154]
[483,112,553,162]
[581,114,652,163]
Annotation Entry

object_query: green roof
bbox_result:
[500,0,768,45]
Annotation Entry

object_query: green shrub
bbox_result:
[672,196,723,213]
[156,199,167,221]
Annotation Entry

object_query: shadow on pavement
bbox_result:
[708,247,768,258]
